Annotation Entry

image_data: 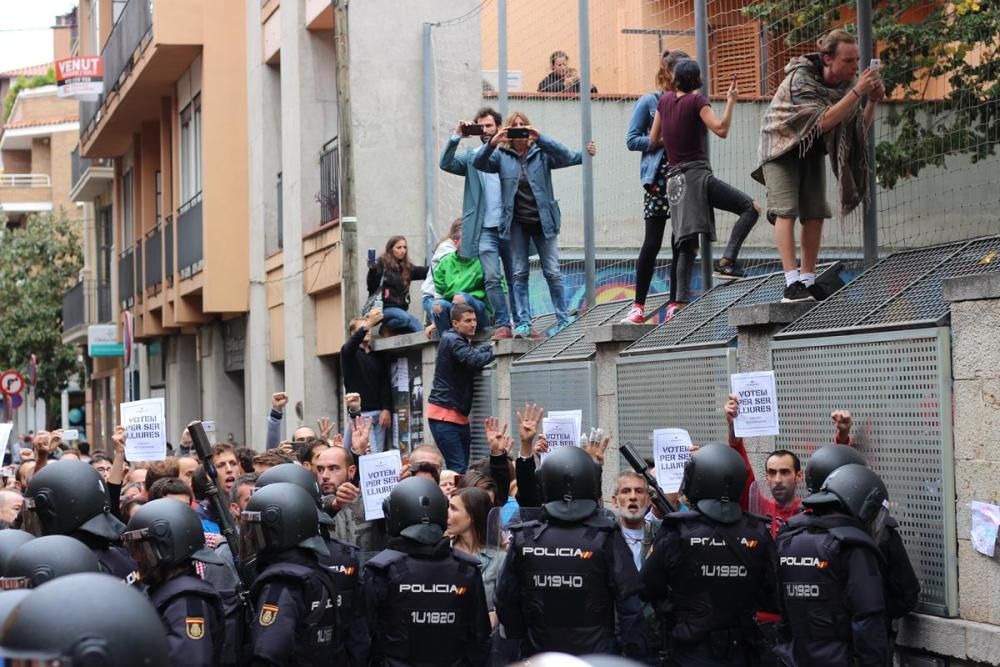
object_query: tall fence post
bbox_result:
[578,0,596,309]
[497,0,508,117]
[422,23,437,262]
[857,0,879,267]
[695,0,714,296]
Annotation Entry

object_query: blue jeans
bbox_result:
[479,227,513,329]
[381,307,421,333]
[343,409,388,453]
[432,293,487,334]
[429,419,471,473]
[422,295,434,324]
[510,222,568,327]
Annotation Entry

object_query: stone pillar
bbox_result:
[586,324,656,502]
[728,302,815,475]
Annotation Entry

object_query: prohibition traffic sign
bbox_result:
[0,370,24,397]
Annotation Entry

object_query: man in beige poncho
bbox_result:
[752,29,885,302]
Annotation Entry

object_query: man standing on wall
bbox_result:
[341,308,393,453]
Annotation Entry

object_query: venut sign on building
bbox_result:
[56,57,103,101]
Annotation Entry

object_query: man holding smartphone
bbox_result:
[439,107,515,340]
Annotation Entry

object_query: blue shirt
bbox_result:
[480,169,502,229]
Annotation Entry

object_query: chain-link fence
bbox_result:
[426,0,1000,315]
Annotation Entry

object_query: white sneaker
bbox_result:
[620,304,645,324]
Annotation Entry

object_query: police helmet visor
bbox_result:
[19,498,45,538]
[239,511,267,566]
[121,527,162,574]
[869,499,891,542]
[0,576,32,590]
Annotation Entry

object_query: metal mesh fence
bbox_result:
[426,0,1000,319]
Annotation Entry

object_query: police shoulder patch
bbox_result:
[185,617,205,640]
[259,604,279,626]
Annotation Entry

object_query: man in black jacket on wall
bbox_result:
[341,308,393,453]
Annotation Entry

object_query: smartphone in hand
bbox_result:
[508,127,530,139]
[367,248,377,266]
[869,58,881,72]
[461,124,485,136]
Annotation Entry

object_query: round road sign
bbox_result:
[0,370,25,397]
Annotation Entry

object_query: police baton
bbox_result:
[621,441,678,516]
[187,420,247,587]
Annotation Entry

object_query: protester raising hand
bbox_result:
[831,409,853,444]
[316,416,334,441]
[484,416,512,457]
[516,403,544,458]
[533,435,550,458]
[350,416,373,456]
[584,431,611,465]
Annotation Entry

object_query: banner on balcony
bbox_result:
[88,324,124,357]
[56,57,103,101]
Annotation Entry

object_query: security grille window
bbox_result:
[179,95,203,206]
[122,169,134,249]
[147,339,166,388]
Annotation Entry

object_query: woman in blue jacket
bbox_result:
[621,49,689,324]
[473,111,596,338]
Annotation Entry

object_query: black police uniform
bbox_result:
[321,533,369,667]
[363,537,491,667]
[249,548,340,667]
[74,532,141,585]
[149,573,226,667]
[495,511,643,657]
[879,516,920,623]
[200,540,250,666]
[775,512,889,667]
[641,511,777,667]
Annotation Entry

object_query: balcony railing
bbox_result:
[62,280,87,333]
[97,280,112,322]
[267,173,283,256]
[0,174,51,188]
[164,214,174,286]
[319,138,340,224]
[71,147,111,192]
[118,246,134,309]
[145,224,162,292]
[177,195,203,278]
[102,0,153,97]
[80,98,102,137]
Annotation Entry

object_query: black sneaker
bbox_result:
[713,260,745,280]
[782,281,816,303]
[807,283,829,301]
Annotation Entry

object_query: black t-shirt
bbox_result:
[514,165,541,225]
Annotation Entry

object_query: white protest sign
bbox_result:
[0,423,12,451]
[359,449,402,521]
[62,428,80,441]
[730,371,780,438]
[541,411,581,463]
[547,410,583,441]
[120,398,167,461]
[653,428,692,493]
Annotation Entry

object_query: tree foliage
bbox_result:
[3,69,56,121]
[0,213,84,405]
[743,0,1000,188]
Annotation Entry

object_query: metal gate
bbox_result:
[616,348,737,461]
[468,369,498,463]
[509,361,598,433]
[771,328,957,617]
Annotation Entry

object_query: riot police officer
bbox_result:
[242,482,341,666]
[0,572,170,666]
[640,443,777,667]
[0,534,100,588]
[21,459,140,583]
[0,529,33,575]
[804,445,920,626]
[496,445,643,658]
[363,476,491,667]
[124,498,227,667]
[256,463,368,666]
[775,463,891,666]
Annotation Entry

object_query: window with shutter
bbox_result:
[709,21,762,97]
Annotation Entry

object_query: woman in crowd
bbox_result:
[366,235,428,334]
[648,59,759,315]
[537,50,571,92]
[621,49,689,324]
[447,487,503,627]
[474,111,596,338]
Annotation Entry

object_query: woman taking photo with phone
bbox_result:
[648,60,760,318]
[474,112,596,338]
[366,236,428,334]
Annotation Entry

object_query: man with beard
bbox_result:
[315,444,387,553]
[440,107,514,339]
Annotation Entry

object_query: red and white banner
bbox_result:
[55,56,103,100]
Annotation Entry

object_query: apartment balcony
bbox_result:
[0,174,53,220]
[319,139,340,225]
[62,277,112,345]
[144,223,163,295]
[118,246,136,309]
[177,195,203,280]
[82,0,209,156]
[70,146,113,202]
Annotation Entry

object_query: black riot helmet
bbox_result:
[123,499,223,585]
[1,535,100,589]
[0,572,170,666]
[0,589,30,629]
[255,463,333,526]
[805,444,866,492]
[22,460,126,541]
[0,530,34,576]
[383,476,448,545]
[804,463,890,536]
[680,443,748,523]
[538,446,600,522]
[241,483,327,565]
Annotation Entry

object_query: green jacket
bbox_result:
[433,253,487,304]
